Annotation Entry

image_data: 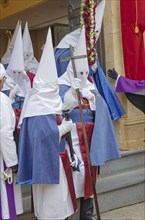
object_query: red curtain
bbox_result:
[120,0,145,80]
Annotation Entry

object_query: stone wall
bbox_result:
[104,0,145,151]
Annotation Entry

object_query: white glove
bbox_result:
[58,118,73,138]
[70,153,79,168]
[81,89,96,111]
[91,62,97,73]
[81,89,95,102]
[9,84,19,103]
[1,168,13,184]
[63,88,79,112]
[71,78,82,90]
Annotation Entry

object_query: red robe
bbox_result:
[120,0,145,80]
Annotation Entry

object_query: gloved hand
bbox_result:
[107,68,118,80]
[9,84,19,103]
[91,62,97,73]
[63,88,79,112]
[70,153,79,168]
[1,167,13,184]
[10,164,18,173]
[71,78,82,90]
[81,89,95,102]
[80,89,96,111]
[58,118,73,138]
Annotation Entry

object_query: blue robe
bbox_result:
[55,48,70,77]
[90,60,125,120]
[55,48,125,120]
[17,114,60,184]
[2,90,25,109]
[59,85,121,166]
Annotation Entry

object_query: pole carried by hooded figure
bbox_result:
[71,45,101,220]
[60,40,101,219]
[63,109,78,171]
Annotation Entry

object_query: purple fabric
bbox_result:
[4,163,17,220]
[116,75,145,93]
[0,192,2,220]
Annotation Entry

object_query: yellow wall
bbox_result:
[0,0,46,20]
[104,0,145,151]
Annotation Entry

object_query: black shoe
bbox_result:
[80,197,97,220]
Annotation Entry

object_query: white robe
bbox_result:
[33,157,75,220]
[66,124,85,199]
[0,92,23,219]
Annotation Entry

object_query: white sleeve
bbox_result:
[0,93,18,167]
[115,75,121,88]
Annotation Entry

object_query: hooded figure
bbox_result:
[3,24,31,100]
[59,26,121,220]
[1,20,20,68]
[2,24,31,129]
[17,28,77,220]
[0,63,23,220]
[55,0,125,121]
[22,22,39,85]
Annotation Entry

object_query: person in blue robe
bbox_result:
[17,28,77,220]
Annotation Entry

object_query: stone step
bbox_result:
[100,149,145,177]
[97,167,145,213]
[21,150,145,215]
[69,166,145,219]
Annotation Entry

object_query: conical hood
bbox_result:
[23,22,39,73]
[35,28,58,83]
[4,25,31,97]
[9,20,21,49]
[0,63,6,80]
[59,26,94,90]
[66,26,89,81]
[95,0,106,40]
[18,28,62,124]
[23,22,34,61]
[1,20,21,65]
[56,28,81,49]
[8,25,24,71]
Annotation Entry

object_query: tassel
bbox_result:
[134,25,139,33]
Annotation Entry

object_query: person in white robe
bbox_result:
[2,24,31,133]
[0,63,23,220]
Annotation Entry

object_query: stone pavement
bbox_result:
[18,202,145,220]
[101,202,145,220]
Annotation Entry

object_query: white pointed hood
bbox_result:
[56,28,81,49]
[23,22,39,74]
[95,0,106,41]
[1,20,20,65]
[34,28,58,84]
[0,63,6,80]
[19,28,62,126]
[59,26,95,91]
[3,25,31,97]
